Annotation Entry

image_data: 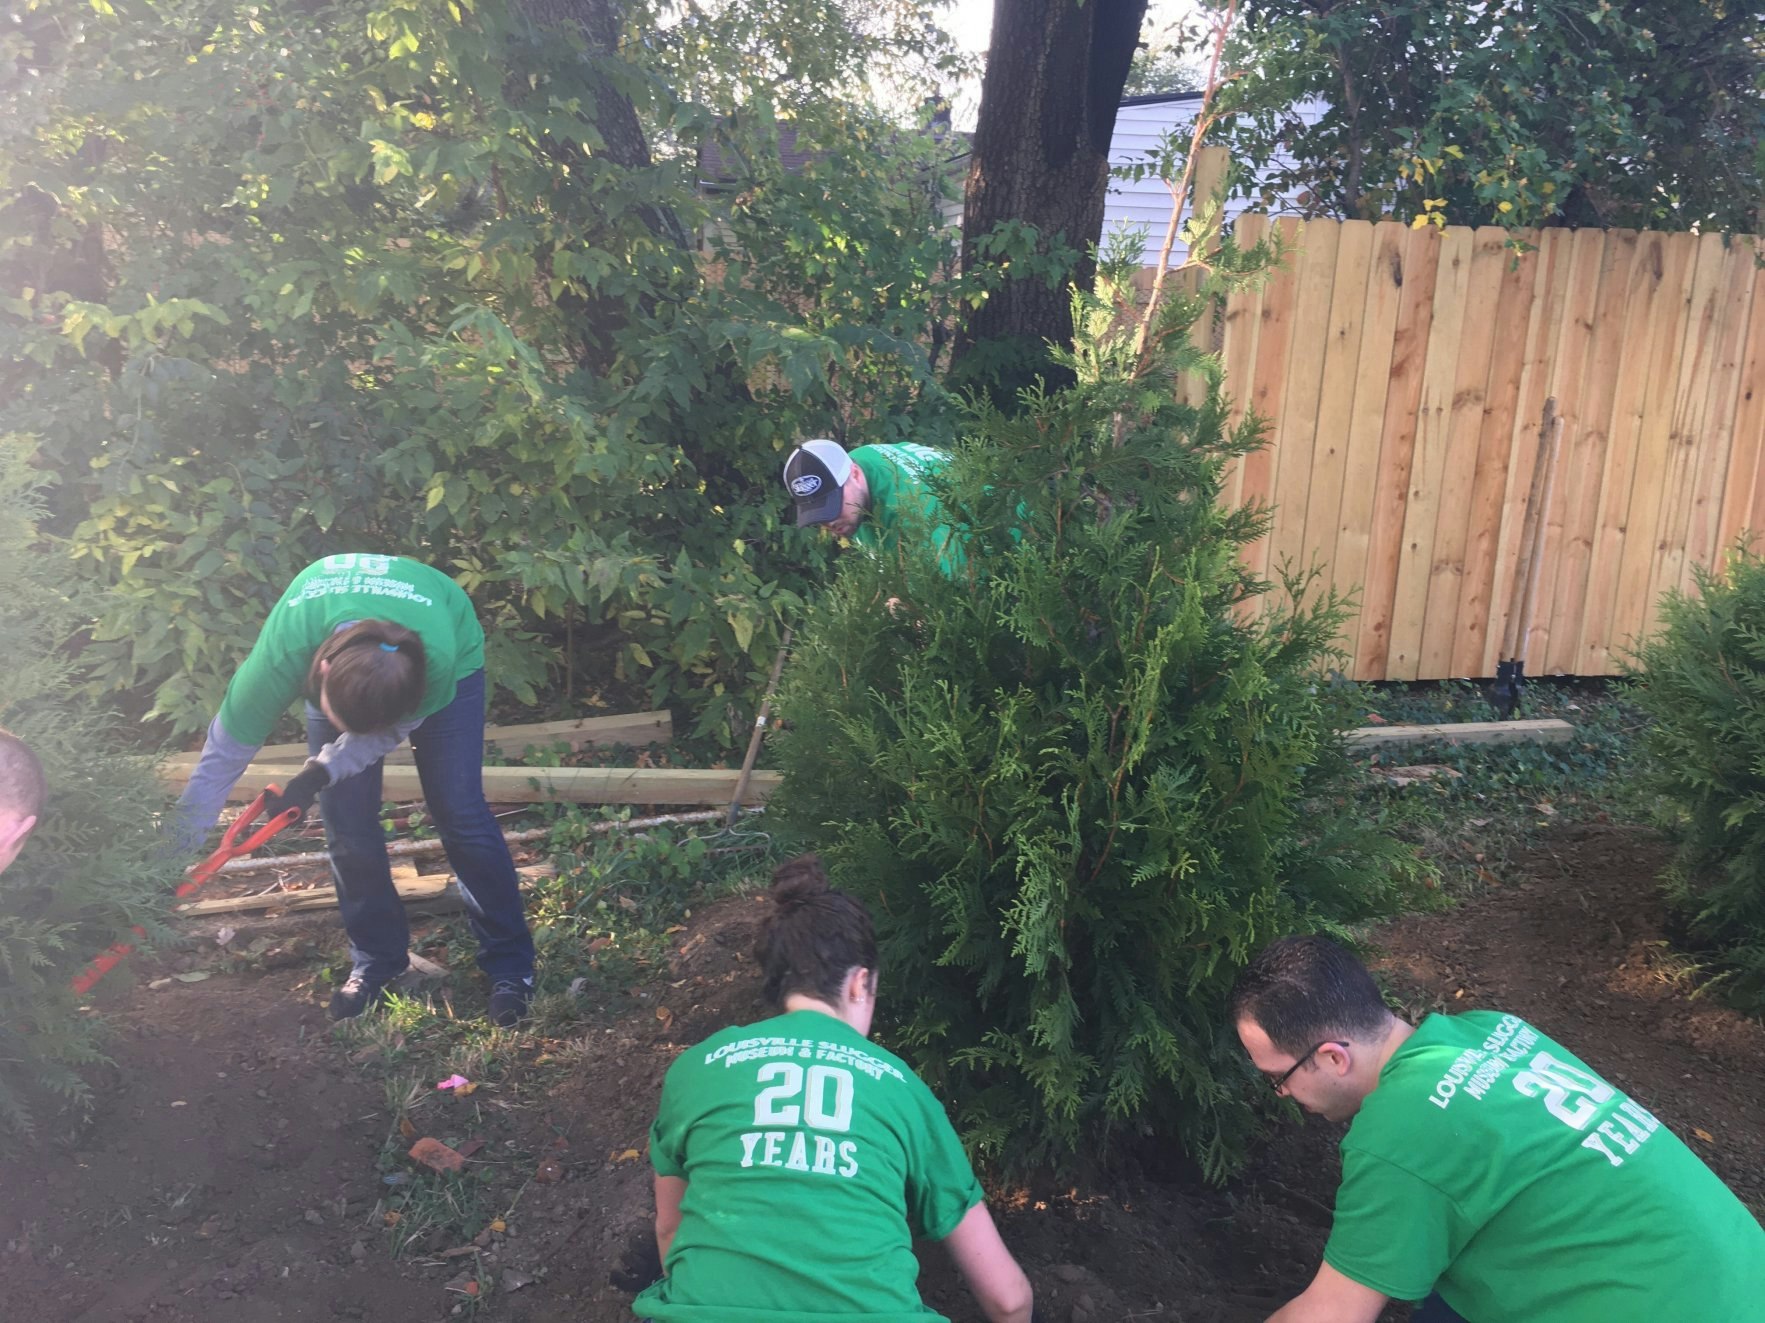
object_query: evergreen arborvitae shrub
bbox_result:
[769,280,1428,1177]
[0,438,180,1139]
[1631,551,1765,1013]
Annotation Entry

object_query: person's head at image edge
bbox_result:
[0,728,44,875]
[305,621,428,735]
[1230,932,1408,1124]
[783,439,868,540]
[757,852,881,1036]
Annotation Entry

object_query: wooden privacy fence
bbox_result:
[1205,214,1765,681]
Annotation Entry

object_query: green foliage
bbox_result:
[1,0,979,745]
[768,269,1429,1177]
[1630,551,1765,1013]
[1220,0,1765,232]
[0,437,183,1139]
[1346,678,1643,898]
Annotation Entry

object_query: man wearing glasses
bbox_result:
[1231,935,1765,1323]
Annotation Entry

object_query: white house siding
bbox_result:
[1103,94,1330,267]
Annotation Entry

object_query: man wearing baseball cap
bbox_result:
[782,439,964,576]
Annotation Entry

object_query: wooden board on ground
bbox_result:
[157,762,781,807]
[1347,718,1573,749]
[221,711,673,765]
[177,865,556,917]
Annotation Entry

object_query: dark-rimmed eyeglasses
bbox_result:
[1268,1040,1347,1094]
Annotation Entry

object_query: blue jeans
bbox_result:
[1411,1294,1467,1323]
[307,669,535,983]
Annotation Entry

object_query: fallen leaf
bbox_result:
[533,1157,564,1184]
[616,1148,641,1163]
[441,1244,480,1259]
[409,1137,467,1173]
[663,925,686,935]
[1364,712,1388,724]
[214,926,237,946]
[617,895,640,912]
[1534,801,1557,816]
[174,971,211,983]
[455,1139,486,1159]
[1468,817,1492,828]
[656,1007,674,1029]
[454,1081,479,1096]
[383,1211,403,1227]
[586,938,612,953]
[489,1219,507,1234]
[1694,1127,1716,1144]
[398,1116,416,1140]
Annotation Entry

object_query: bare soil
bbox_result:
[3,823,1760,1322]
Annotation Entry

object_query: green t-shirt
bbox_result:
[216,554,485,745]
[1325,1011,1765,1321]
[849,443,965,578]
[633,1009,984,1322]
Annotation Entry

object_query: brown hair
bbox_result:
[0,728,45,819]
[305,621,427,733]
[758,854,878,1007]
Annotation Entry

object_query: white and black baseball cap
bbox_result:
[782,439,853,527]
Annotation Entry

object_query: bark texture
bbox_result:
[954,0,1150,378]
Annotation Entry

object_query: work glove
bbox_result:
[263,758,329,823]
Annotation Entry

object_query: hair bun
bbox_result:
[769,854,831,910]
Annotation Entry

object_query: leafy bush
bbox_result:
[1630,551,1765,1012]
[0,0,989,745]
[767,273,1429,1178]
[0,438,182,1139]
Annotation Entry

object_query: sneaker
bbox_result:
[487,977,534,1029]
[328,970,396,1021]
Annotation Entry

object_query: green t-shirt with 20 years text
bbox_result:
[633,1009,984,1322]
[216,554,485,745]
[1324,1010,1765,1321]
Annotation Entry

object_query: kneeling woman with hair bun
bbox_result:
[634,855,1033,1322]
[176,554,536,1027]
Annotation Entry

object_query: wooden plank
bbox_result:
[1718,250,1765,553]
[1677,236,1756,593]
[1353,225,1442,678]
[240,711,673,765]
[1300,219,1375,612]
[1485,230,1574,674]
[1331,220,1407,659]
[1535,230,1633,674]
[158,763,782,807]
[1346,718,1573,749]
[1455,236,1543,675]
[176,865,556,918]
[1240,217,1304,579]
[1219,212,1270,509]
[1647,233,1731,620]
[1266,218,1342,590]
[1525,228,1608,672]
[1386,225,1474,680]
[1575,230,1690,673]
[1607,231,1701,666]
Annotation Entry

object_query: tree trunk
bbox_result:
[953,0,1149,388]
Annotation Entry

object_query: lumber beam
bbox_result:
[157,761,780,807]
[1346,718,1573,749]
[176,865,554,917]
[213,710,673,766]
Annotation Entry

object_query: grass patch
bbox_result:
[322,811,784,1260]
[1341,677,1646,895]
